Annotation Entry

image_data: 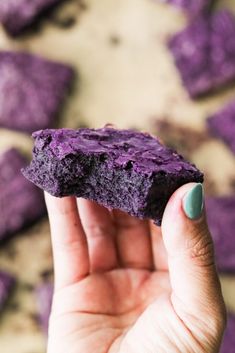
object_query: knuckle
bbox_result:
[185,224,215,267]
[86,224,115,239]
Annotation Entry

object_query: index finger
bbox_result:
[45,193,89,290]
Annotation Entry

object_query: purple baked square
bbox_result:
[22,127,203,225]
[160,0,212,17]
[207,100,235,155]
[169,10,235,98]
[206,195,235,273]
[36,282,53,333]
[0,0,63,35]
[0,270,15,311]
[0,51,74,134]
[0,148,46,241]
[220,313,235,353]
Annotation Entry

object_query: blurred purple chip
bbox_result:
[160,0,212,17]
[36,282,53,333]
[220,313,235,353]
[207,100,235,155]
[0,270,15,310]
[169,10,235,98]
[0,51,74,134]
[0,148,45,242]
[206,195,235,273]
[0,0,63,35]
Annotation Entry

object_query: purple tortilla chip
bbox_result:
[36,282,53,333]
[0,148,45,241]
[206,195,235,272]
[22,127,203,225]
[0,51,74,133]
[160,0,212,17]
[169,10,235,98]
[0,270,15,310]
[220,313,235,353]
[0,0,63,35]
[207,100,235,155]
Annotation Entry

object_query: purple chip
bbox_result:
[36,282,53,333]
[0,270,15,310]
[220,313,235,353]
[160,0,212,17]
[169,10,235,98]
[206,195,235,273]
[0,0,63,35]
[207,100,235,155]
[0,148,46,241]
[22,127,203,225]
[0,51,74,134]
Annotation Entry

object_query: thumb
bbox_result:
[162,183,226,331]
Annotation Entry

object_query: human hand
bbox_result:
[45,183,226,353]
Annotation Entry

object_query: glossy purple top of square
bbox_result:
[169,10,235,98]
[32,128,202,177]
[0,51,74,134]
[207,100,235,154]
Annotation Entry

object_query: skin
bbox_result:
[45,183,226,353]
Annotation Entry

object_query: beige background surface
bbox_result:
[0,0,235,352]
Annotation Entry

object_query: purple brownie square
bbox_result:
[0,270,15,311]
[0,148,46,241]
[0,0,63,35]
[0,51,74,134]
[206,195,235,273]
[160,0,212,17]
[22,127,203,225]
[207,100,235,155]
[169,10,235,98]
[220,313,235,353]
[36,282,53,333]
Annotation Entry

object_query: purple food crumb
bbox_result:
[36,282,53,333]
[169,10,235,98]
[0,0,63,35]
[206,195,235,273]
[0,51,74,134]
[0,270,15,310]
[160,0,212,17]
[207,100,235,155]
[0,148,46,241]
[22,127,203,225]
[220,313,235,353]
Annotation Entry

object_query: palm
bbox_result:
[46,194,224,353]
[52,269,172,353]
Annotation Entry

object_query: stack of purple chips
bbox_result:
[220,313,235,353]
[169,10,235,98]
[0,0,63,36]
[22,127,203,225]
[206,195,235,273]
[207,100,235,155]
[0,51,74,134]
[0,270,15,311]
[36,282,53,333]
[0,148,46,242]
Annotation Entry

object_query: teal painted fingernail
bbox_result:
[183,184,204,220]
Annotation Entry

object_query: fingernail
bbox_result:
[183,183,204,220]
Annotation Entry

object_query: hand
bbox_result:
[45,183,226,353]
